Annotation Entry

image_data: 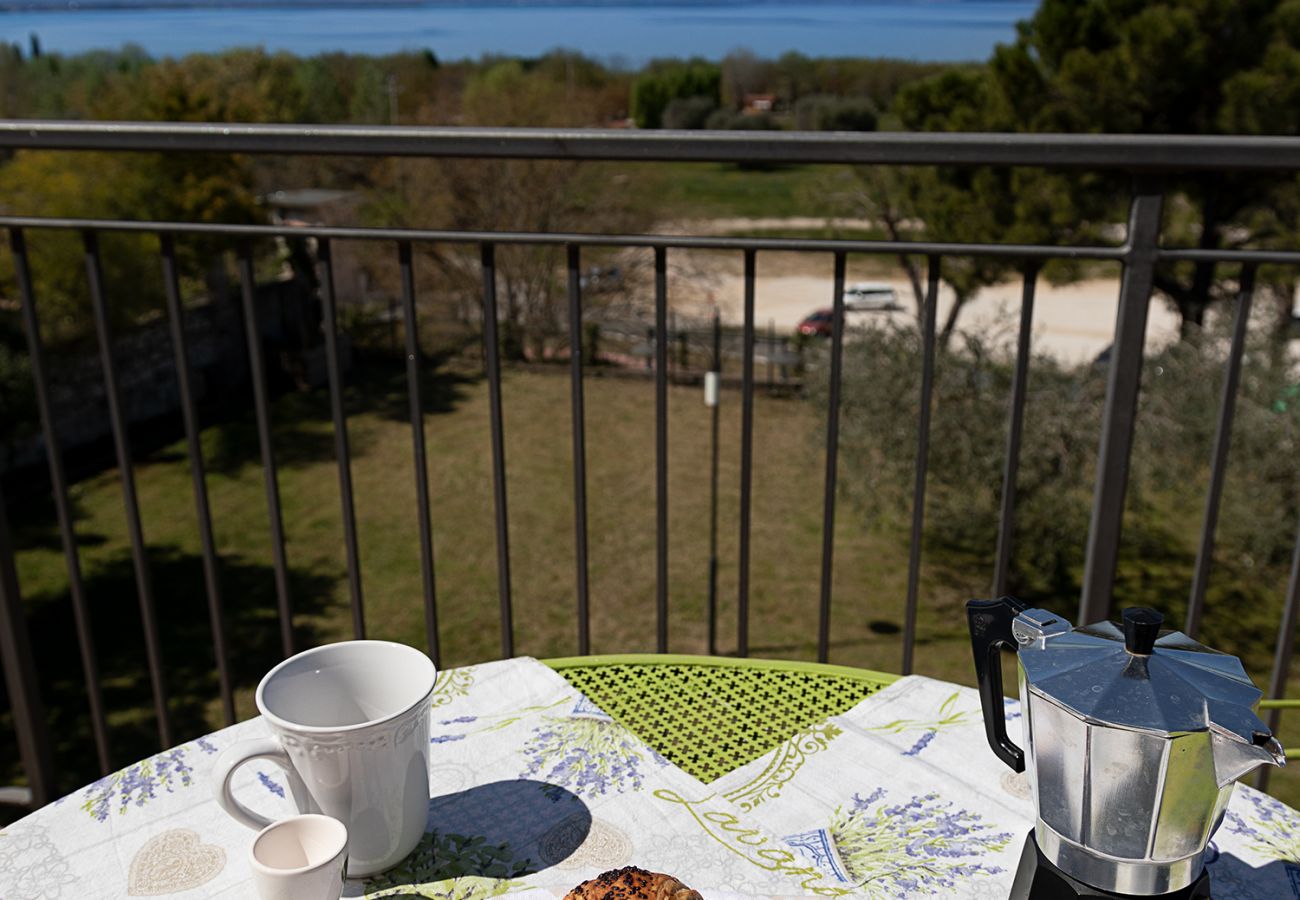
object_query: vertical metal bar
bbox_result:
[1080,186,1164,625]
[481,243,514,658]
[654,246,669,653]
[236,242,294,658]
[1259,520,1300,792]
[83,230,172,749]
[566,244,591,656]
[817,251,847,664]
[160,234,235,726]
[1185,265,1255,638]
[10,228,112,773]
[708,307,722,657]
[738,249,757,658]
[901,257,941,675]
[316,240,365,640]
[398,241,439,666]
[0,483,55,808]
[992,265,1038,598]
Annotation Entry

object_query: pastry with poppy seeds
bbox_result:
[564,866,703,899]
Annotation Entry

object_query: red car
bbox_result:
[798,308,836,337]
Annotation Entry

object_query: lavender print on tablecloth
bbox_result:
[902,730,936,757]
[520,711,666,799]
[828,788,1013,895]
[1223,789,1300,861]
[80,739,219,823]
[257,771,285,799]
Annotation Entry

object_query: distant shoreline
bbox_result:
[1,0,1033,63]
[3,0,428,11]
[0,0,1031,13]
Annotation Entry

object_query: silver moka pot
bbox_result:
[966,597,1286,897]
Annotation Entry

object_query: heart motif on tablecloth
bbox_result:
[127,828,225,896]
[545,817,632,870]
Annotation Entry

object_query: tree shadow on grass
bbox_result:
[340,353,481,427]
[203,358,479,476]
[5,489,108,555]
[15,544,339,798]
[205,411,345,476]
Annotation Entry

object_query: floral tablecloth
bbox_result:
[3,657,1299,898]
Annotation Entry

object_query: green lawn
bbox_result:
[7,361,1300,808]
[618,162,856,220]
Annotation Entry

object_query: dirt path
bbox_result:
[666,270,1181,365]
[647,218,1180,364]
[662,216,883,235]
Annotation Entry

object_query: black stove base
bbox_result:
[1009,831,1212,899]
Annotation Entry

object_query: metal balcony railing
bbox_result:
[1,122,1299,808]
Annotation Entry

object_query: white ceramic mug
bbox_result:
[250,814,348,900]
[213,640,436,877]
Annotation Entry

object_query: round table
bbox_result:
[4,653,1298,899]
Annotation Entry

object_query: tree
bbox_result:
[704,109,781,131]
[829,310,1300,658]
[0,42,20,118]
[720,49,769,110]
[629,60,720,128]
[830,322,1106,604]
[661,95,717,130]
[794,95,877,132]
[383,60,652,359]
[0,151,163,346]
[0,49,276,350]
[845,165,1031,349]
[909,0,1300,341]
[827,64,1093,349]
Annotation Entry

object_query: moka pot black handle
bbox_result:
[966,596,1027,773]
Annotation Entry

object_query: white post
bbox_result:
[704,371,719,408]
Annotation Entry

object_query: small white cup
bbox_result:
[250,814,348,900]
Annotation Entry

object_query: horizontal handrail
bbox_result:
[5,120,1300,170]
[0,214,1128,258]
[8,214,1299,266]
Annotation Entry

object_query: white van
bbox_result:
[842,282,899,311]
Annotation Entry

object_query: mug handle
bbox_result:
[966,596,1027,773]
[211,737,294,830]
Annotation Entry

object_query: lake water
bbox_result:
[0,1,1039,62]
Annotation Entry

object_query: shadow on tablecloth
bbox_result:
[359,778,591,895]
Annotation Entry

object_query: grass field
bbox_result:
[621,162,855,220]
[7,358,1300,808]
